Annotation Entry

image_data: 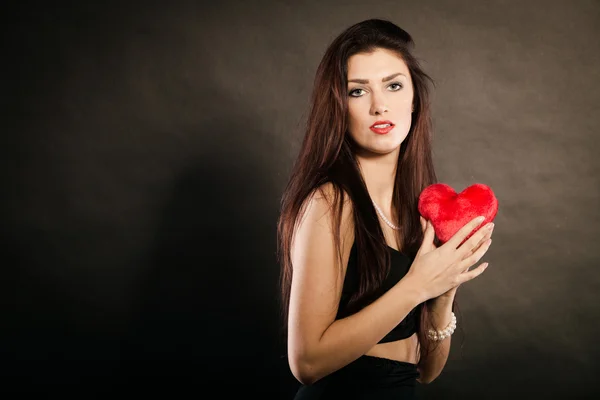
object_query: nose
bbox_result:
[370,94,388,115]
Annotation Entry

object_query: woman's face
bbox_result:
[346,48,414,155]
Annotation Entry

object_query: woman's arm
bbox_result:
[293,277,423,385]
[416,292,455,384]
[287,184,424,385]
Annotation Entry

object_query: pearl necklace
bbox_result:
[371,200,400,230]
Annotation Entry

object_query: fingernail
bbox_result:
[476,216,485,223]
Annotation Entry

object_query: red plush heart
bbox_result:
[418,183,499,246]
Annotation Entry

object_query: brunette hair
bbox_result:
[277,18,459,365]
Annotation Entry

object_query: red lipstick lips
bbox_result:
[369,120,395,135]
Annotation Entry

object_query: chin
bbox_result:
[351,134,405,155]
[366,144,403,156]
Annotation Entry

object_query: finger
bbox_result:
[424,220,436,245]
[458,238,492,271]
[456,221,494,260]
[456,261,489,285]
[445,216,487,251]
[420,216,426,233]
[461,230,493,261]
[417,220,436,255]
[458,233,490,272]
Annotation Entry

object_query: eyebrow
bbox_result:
[348,72,407,84]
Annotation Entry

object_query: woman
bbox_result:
[276,19,494,399]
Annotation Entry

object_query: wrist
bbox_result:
[430,294,454,312]
[398,274,427,306]
[434,286,457,303]
[427,312,457,341]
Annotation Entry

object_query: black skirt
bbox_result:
[293,355,420,399]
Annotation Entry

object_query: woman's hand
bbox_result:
[407,216,495,302]
[418,216,493,300]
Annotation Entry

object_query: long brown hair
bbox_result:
[277,19,456,366]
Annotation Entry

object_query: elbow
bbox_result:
[291,367,317,386]
[289,354,319,386]
[416,367,437,385]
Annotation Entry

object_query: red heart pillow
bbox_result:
[418,183,499,245]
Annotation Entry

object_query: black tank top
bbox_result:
[335,241,421,343]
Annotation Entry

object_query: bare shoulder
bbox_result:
[287,182,355,367]
[296,182,355,256]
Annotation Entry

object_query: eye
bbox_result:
[388,82,403,91]
[349,88,365,97]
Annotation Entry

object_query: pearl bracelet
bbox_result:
[426,312,457,341]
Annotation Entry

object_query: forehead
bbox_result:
[347,48,410,79]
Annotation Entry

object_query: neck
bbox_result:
[355,148,399,209]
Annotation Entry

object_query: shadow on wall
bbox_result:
[119,121,297,396]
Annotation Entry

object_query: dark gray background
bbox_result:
[2,0,599,397]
